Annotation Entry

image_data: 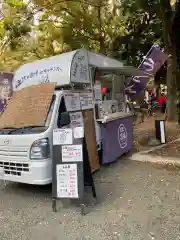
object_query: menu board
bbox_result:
[56,164,78,198]
[62,145,83,162]
[80,92,93,110]
[64,93,81,112]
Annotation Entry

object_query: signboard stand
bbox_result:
[52,130,97,215]
[155,119,166,144]
[78,138,97,215]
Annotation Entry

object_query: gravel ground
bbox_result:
[1,160,180,240]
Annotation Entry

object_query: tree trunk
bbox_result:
[166,52,177,121]
[175,44,180,124]
[155,84,160,100]
[170,1,180,124]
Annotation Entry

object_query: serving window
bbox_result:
[93,69,126,120]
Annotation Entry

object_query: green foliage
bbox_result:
[0,0,32,51]
[33,0,128,55]
[113,0,163,65]
[0,0,164,71]
[0,0,35,70]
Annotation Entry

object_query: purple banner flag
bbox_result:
[125,45,168,97]
[0,72,13,112]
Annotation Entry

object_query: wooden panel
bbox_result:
[83,109,100,173]
[0,83,55,129]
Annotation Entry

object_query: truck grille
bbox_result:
[0,161,29,176]
[0,146,28,157]
[0,146,28,158]
[0,146,29,176]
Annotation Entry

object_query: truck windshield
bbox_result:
[45,95,56,127]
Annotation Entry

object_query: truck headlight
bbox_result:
[30,138,50,160]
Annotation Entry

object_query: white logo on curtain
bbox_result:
[118,124,127,148]
[143,57,155,72]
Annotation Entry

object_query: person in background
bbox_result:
[158,90,166,113]
[149,91,157,106]
[102,87,107,101]
[145,90,157,116]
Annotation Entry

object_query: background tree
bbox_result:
[1,0,179,123]
[0,0,131,69]
[0,0,36,70]
[113,0,162,65]
[120,0,180,121]
[33,0,129,54]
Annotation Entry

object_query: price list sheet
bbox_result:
[56,164,78,198]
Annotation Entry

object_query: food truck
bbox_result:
[0,49,148,185]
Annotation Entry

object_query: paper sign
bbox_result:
[53,128,73,145]
[80,92,93,110]
[69,111,84,127]
[0,167,4,177]
[94,81,102,101]
[73,126,84,139]
[56,164,78,198]
[64,93,81,112]
[62,145,83,162]
[0,72,13,113]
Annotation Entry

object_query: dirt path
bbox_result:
[133,116,180,152]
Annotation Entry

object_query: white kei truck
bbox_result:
[0,49,142,185]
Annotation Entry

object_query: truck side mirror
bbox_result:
[59,112,70,127]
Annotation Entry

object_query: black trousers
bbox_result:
[162,103,166,113]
